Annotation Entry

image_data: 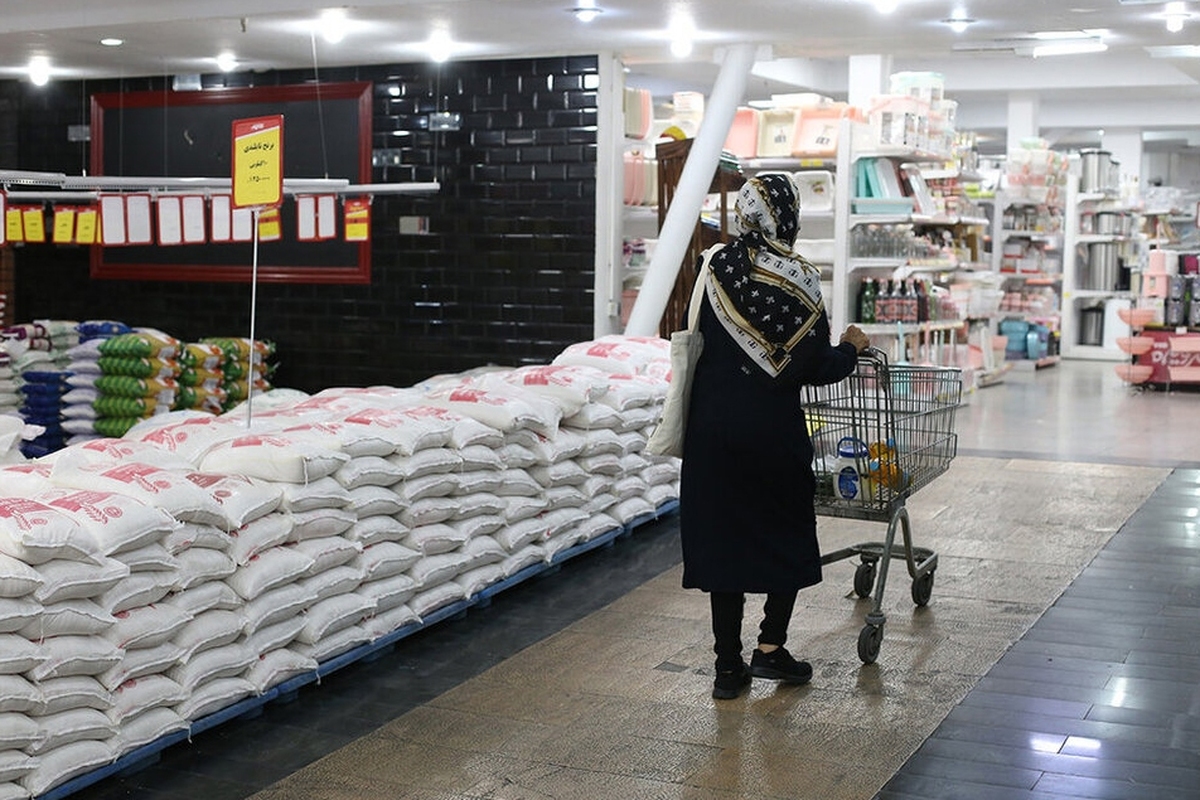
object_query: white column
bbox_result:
[847,54,892,111]
[593,52,625,336]
[1101,128,1143,195]
[1006,92,1040,153]
[623,43,758,337]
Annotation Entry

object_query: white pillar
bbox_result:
[593,53,625,336]
[847,54,892,111]
[623,43,758,337]
[1101,128,1143,196]
[1007,92,1040,154]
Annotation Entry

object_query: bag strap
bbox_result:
[687,244,723,332]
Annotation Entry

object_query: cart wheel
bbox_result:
[857,624,882,664]
[911,571,935,607]
[853,562,876,598]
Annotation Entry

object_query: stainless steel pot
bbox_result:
[1087,242,1119,291]
[1080,149,1111,194]
[1078,304,1104,346]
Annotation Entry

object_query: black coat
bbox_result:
[679,291,857,593]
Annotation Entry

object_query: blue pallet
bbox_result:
[39,496,681,799]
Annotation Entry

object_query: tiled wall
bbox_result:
[4,57,599,392]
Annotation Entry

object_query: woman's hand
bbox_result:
[840,325,870,353]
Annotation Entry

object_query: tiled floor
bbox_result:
[82,361,1200,800]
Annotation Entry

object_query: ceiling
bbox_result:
[3,0,1200,152]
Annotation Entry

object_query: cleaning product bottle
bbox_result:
[834,438,868,502]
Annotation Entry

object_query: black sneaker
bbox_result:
[712,661,751,699]
[749,646,813,685]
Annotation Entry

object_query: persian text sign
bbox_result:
[231,115,283,209]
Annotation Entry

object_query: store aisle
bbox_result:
[83,361,1199,800]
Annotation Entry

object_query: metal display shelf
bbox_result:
[37,498,681,800]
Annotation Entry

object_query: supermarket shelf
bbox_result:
[1077,233,1132,244]
[1068,289,1133,299]
[740,156,837,171]
[860,319,965,336]
[849,257,909,270]
[998,229,1063,241]
[850,212,989,228]
[1064,345,1129,362]
[1000,271,1062,284]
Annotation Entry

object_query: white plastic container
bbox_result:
[834,438,868,502]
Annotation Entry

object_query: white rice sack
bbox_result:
[453,494,506,520]
[26,707,116,755]
[243,616,307,657]
[183,472,283,530]
[543,508,590,538]
[36,490,178,560]
[106,674,188,725]
[96,571,176,615]
[96,641,185,691]
[542,530,586,562]
[227,513,293,567]
[527,429,587,465]
[0,597,40,635]
[612,496,656,525]
[112,706,188,756]
[225,547,315,602]
[174,609,246,662]
[111,543,178,574]
[0,498,101,565]
[620,452,653,475]
[496,442,537,469]
[456,446,503,473]
[501,544,547,577]
[20,740,113,798]
[36,675,110,715]
[529,461,588,488]
[344,515,409,547]
[344,485,405,518]
[168,581,242,618]
[0,674,41,714]
[0,756,36,790]
[241,583,318,637]
[352,542,421,582]
[493,365,610,411]
[127,414,246,465]
[396,473,459,503]
[561,402,623,430]
[455,564,504,599]
[299,563,365,603]
[494,469,541,498]
[288,625,370,663]
[33,558,128,605]
[459,535,506,570]
[618,429,651,455]
[333,456,405,490]
[616,407,658,434]
[416,386,546,435]
[291,536,362,577]
[47,453,225,528]
[404,523,466,556]
[320,406,454,456]
[274,420,395,459]
[647,483,679,507]
[387,448,462,480]
[162,523,232,555]
[288,508,357,542]
[0,634,45,676]
[166,641,255,692]
[613,475,651,502]
[396,497,458,528]
[174,676,255,721]
[356,574,416,613]
[27,635,123,681]
[551,336,664,375]
[544,486,587,512]
[47,437,192,471]
[584,493,618,515]
[406,552,470,591]
[277,476,351,514]
[408,582,465,619]
[492,517,551,552]
[451,515,506,542]
[245,649,318,695]
[502,495,549,525]
[361,604,419,640]
[578,428,625,458]
[21,600,115,639]
[295,593,375,645]
[0,713,39,750]
[0,464,56,497]
[642,461,680,487]
[175,548,237,591]
[0,554,43,599]
[453,378,564,434]
[104,602,193,651]
[577,453,623,477]
[199,434,349,484]
[572,513,623,543]
[453,472,503,497]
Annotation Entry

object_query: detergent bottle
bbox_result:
[834,437,868,502]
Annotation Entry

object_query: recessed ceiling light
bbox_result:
[669,10,695,58]
[215,52,238,72]
[100,38,124,47]
[427,28,452,63]
[1031,39,1108,57]
[942,15,976,33]
[568,1,603,22]
[873,0,899,13]
[28,57,50,86]
[320,8,348,43]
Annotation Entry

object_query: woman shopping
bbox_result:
[679,172,869,700]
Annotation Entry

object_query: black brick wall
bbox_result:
[4,56,599,392]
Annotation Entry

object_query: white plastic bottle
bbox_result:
[834,438,867,502]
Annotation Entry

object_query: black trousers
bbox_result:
[710,590,797,668]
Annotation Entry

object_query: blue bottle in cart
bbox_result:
[834,438,868,501]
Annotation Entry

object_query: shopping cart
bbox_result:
[803,347,962,664]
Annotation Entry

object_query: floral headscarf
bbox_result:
[705,172,825,378]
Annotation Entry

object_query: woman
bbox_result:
[680,172,869,700]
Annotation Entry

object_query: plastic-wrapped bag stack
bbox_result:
[0,349,19,417]
[174,343,228,415]
[62,321,134,447]
[200,338,275,412]
[91,330,182,439]
[17,369,72,459]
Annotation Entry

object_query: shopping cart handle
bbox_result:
[859,346,889,367]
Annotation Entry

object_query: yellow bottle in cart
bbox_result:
[834,438,868,502]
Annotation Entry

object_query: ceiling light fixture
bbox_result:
[28,57,50,87]
[569,1,603,22]
[942,9,976,33]
[669,10,695,58]
[1031,39,1108,57]
[1164,1,1191,32]
[100,38,124,47]
[215,52,238,72]
[320,9,349,43]
[427,28,453,63]
[873,0,899,13]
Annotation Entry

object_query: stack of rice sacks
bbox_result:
[90,330,182,440]
[174,343,228,415]
[0,348,18,417]
[5,321,80,458]
[61,320,134,446]
[201,338,275,412]
[0,334,677,797]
